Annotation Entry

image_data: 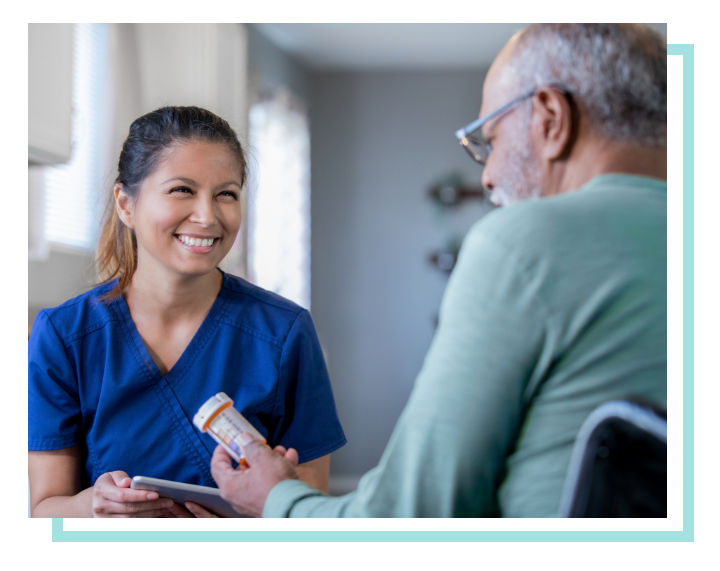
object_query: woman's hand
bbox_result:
[164,502,219,518]
[91,471,174,518]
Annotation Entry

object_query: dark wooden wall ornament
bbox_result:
[427,236,463,275]
[428,182,488,207]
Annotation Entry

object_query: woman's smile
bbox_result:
[175,233,220,253]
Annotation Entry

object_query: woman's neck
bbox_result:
[124,264,223,326]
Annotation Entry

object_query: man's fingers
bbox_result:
[284,448,300,466]
[211,445,237,485]
[238,432,271,464]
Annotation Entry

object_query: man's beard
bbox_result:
[488,117,543,207]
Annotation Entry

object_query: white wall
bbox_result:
[28,24,73,165]
[310,70,495,482]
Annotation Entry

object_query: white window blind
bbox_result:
[43,23,108,252]
[248,89,311,309]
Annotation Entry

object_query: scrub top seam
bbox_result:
[269,310,304,431]
[41,311,82,397]
[165,284,233,388]
[61,316,117,345]
[28,435,80,450]
[295,433,348,464]
[37,283,114,315]
[216,316,284,348]
[224,277,305,317]
[111,298,158,380]
[158,383,215,482]
[85,433,102,482]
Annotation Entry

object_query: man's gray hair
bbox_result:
[507,23,667,147]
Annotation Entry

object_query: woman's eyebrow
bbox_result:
[162,177,242,189]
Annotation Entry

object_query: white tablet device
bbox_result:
[130,476,240,518]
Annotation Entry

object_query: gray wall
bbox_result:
[310,70,494,480]
[28,251,96,323]
[247,24,310,102]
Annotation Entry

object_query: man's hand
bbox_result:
[210,433,300,517]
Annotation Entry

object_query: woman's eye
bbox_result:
[170,186,193,194]
[218,190,239,200]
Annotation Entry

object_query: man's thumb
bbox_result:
[238,431,263,461]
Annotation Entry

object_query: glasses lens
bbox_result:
[462,136,490,165]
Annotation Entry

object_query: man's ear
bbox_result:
[114,184,135,229]
[530,86,573,161]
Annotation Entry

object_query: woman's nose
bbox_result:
[189,195,217,227]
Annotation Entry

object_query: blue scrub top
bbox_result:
[28,271,346,488]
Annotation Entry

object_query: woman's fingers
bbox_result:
[94,497,173,516]
[111,508,167,518]
[185,502,219,518]
[166,503,195,518]
[108,470,132,487]
[101,487,161,504]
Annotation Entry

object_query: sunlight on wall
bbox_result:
[247,89,311,309]
[43,23,108,252]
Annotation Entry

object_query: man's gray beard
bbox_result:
[489,118,543,207]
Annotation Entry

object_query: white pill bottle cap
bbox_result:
[193,392,234,432]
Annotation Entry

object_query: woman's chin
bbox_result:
[170,260,224,279]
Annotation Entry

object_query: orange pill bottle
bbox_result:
[193,392,266,467]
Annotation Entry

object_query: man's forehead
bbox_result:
[479,32,523,118]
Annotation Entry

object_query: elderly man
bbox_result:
[211,23,667,518]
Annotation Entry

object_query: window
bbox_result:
[247,89,311,309]
[42,23,109,252]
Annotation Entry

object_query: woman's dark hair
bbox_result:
[96,106,248,299]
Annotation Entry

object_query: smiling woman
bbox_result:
[28,106,346,518]
[95,108,248,297]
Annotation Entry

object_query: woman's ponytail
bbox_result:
[96,193,137,299]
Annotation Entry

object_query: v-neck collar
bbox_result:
[114,270,231,386]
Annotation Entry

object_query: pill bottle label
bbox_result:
[193,392,266,466]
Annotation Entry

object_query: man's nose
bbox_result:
[481,163,494,192]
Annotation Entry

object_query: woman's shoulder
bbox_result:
[220,273,314,339]
[222,273,304,313]
[32,281,120,344]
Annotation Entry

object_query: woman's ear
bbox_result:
[114,185,134,229]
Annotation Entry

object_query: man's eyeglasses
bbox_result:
[454,89,536,166]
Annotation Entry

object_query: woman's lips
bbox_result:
[174,235,219,253]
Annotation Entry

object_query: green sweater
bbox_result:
[264,174,667,518]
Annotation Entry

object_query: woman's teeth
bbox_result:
[179,236,214,247]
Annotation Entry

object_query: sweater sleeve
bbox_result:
[264,221,549,517]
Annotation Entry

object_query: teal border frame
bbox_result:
[51,44,694,543]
